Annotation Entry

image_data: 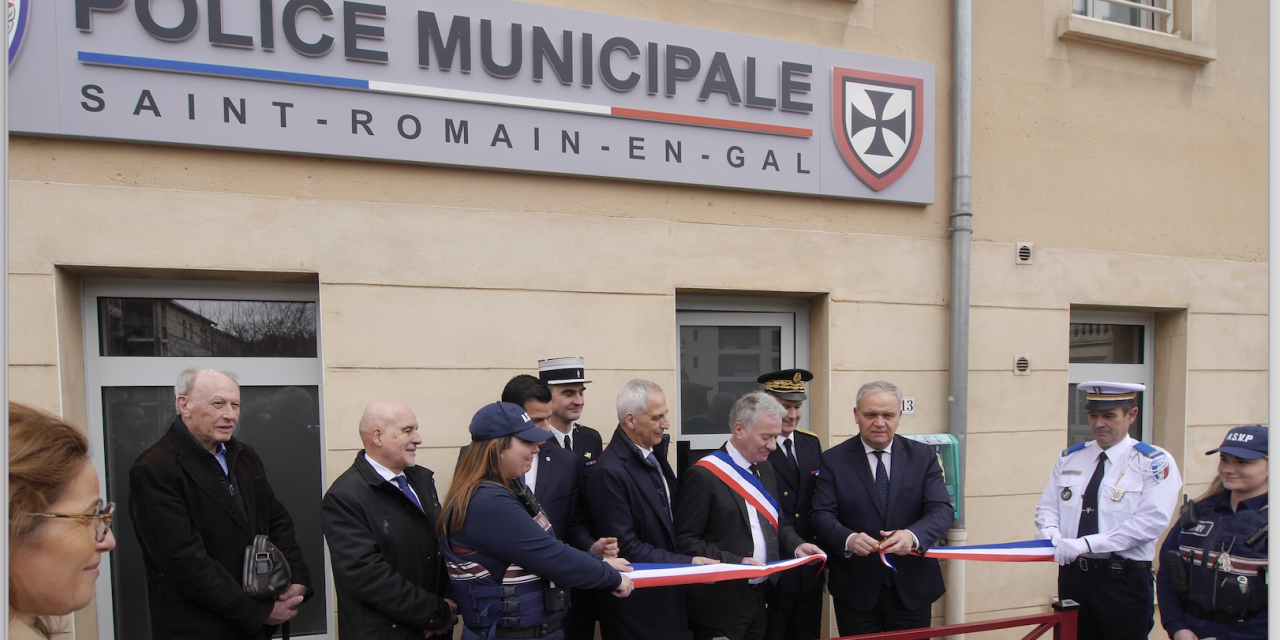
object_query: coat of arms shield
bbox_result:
[831,67,924,191]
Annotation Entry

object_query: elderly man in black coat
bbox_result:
[322,400,458,639]
[129,369,312,640]
[588,379,720,640]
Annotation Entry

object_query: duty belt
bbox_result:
[1185,602,1261,623]
[1072,557,1151,573]
[468,619,564,638]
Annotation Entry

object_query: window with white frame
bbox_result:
[1074,0,1174,34]
[1066,310,1155,447]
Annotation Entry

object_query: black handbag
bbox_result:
[243,534,294,639]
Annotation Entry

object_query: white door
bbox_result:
[82,278,332,640]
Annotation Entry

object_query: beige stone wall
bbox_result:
[6,0,1266,638]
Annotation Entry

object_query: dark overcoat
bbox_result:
[673,445,806,633]
[321,452,455,640]
[128,418,312,640]
[588,428,691,640]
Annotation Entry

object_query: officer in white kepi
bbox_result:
[1034,381,1183,640]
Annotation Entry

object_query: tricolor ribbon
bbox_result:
[627,553,827,588]
[879,538,1056,571]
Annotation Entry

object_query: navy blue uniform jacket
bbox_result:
[457,442,594,550]
[768,429,824,594]
[810,434,953,611]
[588,427,691,640]
[448,482,623,592]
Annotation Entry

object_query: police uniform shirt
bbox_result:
[724,443,768,583]
[364,452,423,506]
[1034,435,1183,561]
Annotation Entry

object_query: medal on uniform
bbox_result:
[1060,488,1072,501]
[1110,488,1125,501]
[1217,552,1234,572]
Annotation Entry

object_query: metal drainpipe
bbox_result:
[944,0,972,638]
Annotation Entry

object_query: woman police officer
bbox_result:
[439,402,634,640]
[1157,425,1268,640]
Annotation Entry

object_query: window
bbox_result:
[1073,0,1172,34]
[1067,310,1154,447]
[83,279,330,640]
[675,297,809,471]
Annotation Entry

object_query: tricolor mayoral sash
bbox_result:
[694,451,779,531]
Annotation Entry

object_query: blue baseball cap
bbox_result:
[1206,425,1268,460]
[469,402,553,443]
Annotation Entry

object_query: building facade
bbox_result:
[8,0,1265,638]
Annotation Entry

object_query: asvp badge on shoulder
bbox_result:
[831,67,925,191]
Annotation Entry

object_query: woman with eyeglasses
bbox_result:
[1157,425,1268,640]
[9,402,116,639]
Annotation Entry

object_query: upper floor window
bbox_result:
[1074,0,1173,34]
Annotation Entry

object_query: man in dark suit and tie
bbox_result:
[811,380,954,636]
[675,391,825,640]
[759,369,825,640]
[589,379,720,640]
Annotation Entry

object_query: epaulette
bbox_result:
[1132,441,1166,459]
[794,428,819,438]
[1061,442,1088,457]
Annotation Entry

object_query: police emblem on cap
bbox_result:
[1060,488,1072,501]
[793,372,802,383]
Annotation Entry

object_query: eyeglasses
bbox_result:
[29,501,115,543]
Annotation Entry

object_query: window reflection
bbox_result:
[98,298,318,358]
[678,325,781,435]
[1069,323,1144,364]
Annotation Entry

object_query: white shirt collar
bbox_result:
[725,441,753,470]
[1098,435,1135,462]
[862,438,893,455]
[776,432,794,448]
[364,452,403,482]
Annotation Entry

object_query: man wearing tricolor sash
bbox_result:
[673,392,824,640]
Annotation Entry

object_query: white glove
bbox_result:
[1053,538,1089,565]
[1036,528,1062,545]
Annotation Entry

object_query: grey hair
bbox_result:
[729,391,787,432]
[617,379,663,424]
[855,380,903,407]
[174,368,240,406]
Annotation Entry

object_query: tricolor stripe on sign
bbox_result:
[880,539,1056,571]
[627,554,827,588]
[76,52,814,138]
[694,451,780,531]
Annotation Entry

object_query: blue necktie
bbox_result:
[392,475,424,512]
[873,451,889,512]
